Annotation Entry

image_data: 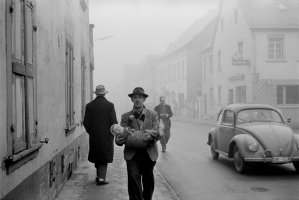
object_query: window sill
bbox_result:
[5,143,43,174]
[266,60,287,63]
[65,123,79,136]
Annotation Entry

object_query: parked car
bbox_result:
[207,104,299,173]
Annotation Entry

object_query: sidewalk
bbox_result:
[55,146,180,200]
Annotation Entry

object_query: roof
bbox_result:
[163,9,218,56]
[237,0,299,29]
[223,104,280,113]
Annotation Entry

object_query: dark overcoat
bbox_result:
[83,96,117,164]
[154,104,173,127]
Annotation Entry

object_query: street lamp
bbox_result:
[93,35,114,42]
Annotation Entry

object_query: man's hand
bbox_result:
[115,135,125,146]
[160,113,169,118]
[142,132,153,142]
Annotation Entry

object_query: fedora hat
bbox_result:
[128,87,148,98]
[94,85,108,95]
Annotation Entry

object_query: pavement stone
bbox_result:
[55,145,180,200]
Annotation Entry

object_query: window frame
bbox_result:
[277,85,299,105]
[210,87,214,105]
[81,55,86,122]
[222,110,235,126]
[236,86,247,103]
[5,0,42,174]
[65,39,76,135]
[268,37,284,61]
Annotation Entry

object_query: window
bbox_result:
[236,86,246,103]
[228,89,234,104]
[218,86,221,105]
[81,56,86,121]
[238,41,243,58]
[6,0,40,172]
[268,38,284,60]
[90,64,94,101]
[210,87,214,105]
[234,10,238,24]
[65,40,75,133]
[222,110,234,125]
[182,60,186,78]
[209,54,213,73]
[217,51,221,70]
[202,57,206,82]
[277,85,299,104]
[221,18,224,31]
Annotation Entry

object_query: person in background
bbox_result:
[115,87,160,200]
[154,96,173,152]
[83,85,118,186]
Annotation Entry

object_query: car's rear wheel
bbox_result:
[210,139,219,160]
[234,145,248,173]
[293,162,299,173]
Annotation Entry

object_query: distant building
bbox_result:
[122,55,160,110]
[203,0,299,127]
[0,0,94,199]
[155,10,218,118]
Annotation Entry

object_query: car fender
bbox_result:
[228,134,256,158]
[207,127,217,146]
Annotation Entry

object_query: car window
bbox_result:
[222,110,234,126]
[237,109,283,124]
[217,109,224,125]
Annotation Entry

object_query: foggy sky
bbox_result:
[89,0,219,108]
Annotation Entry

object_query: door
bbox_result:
[218,110,235,152]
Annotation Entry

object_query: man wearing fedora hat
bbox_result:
[83,85,118,186]
[115,87,160,200]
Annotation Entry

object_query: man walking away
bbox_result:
[154,96,173,152]
[83,85,118,185]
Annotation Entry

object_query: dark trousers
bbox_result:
[94,163,108,180]
[160,120,171,150]
[126,150,156,200]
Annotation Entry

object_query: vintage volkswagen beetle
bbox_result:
[207,104,299,173]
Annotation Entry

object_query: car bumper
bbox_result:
[244,157,299,163]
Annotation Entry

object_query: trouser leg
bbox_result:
[127,158,143,200]
[95,163,108,180]
[165,126,171,144]
[141,156,156,200]
[160,134,166,151]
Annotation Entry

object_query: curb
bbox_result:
[154,168,181,200]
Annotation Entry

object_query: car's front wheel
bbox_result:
[293,162,299,173]
[210,139,219,160]
[234,145,248,173]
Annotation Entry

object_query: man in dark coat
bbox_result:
[154,96,173,152]
[115,87,160,200]
[83,85,117,185]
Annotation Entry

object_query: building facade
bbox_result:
[0,0,94,199]
[203,0,299,127]
[155,11,218,118]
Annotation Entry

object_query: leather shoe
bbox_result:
[96,178,109,186]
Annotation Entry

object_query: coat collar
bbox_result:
[128,107,150,131]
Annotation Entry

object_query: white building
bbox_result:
[203,0,299,128]
[155,10,218,117]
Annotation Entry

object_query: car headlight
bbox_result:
[248,140,259,152]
